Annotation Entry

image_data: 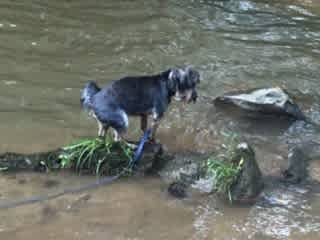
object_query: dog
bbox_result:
[80,66,200,142]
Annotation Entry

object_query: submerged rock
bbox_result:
[168,181,188,199]
[158,153,206,185]
[284,120,320,160]
[282,121,320,183]
[192,176,215,193]
[158,152,208,198]
[230,143,264,203]
[214,87,306,120]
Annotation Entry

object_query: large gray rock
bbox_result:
[214,87,306,120]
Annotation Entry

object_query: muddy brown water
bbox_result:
[0,0,320,239]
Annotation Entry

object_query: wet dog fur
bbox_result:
[80,66,200,141]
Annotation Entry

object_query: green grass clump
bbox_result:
[206,131,244,202]
[206,157,244,202]
[58,137,134,176]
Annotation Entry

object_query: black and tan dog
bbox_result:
[80,66,200,142]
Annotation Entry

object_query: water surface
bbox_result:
[0,0,320,239]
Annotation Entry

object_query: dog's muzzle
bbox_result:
[175,89,198,104]
[185,89,198,103]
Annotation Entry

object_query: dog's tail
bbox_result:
[80,81,101,110]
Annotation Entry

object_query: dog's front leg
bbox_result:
[140,114,148,132]
[150,105,165,142]
[112,129,137,148]
[150,118,160,142]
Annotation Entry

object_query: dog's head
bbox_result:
[167,66,200,103]
[80,80,101,111]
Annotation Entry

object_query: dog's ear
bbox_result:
[184,66,200,84]
[86,80,100,90]
[81,80,101,108]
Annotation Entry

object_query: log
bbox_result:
[0,142,164,174]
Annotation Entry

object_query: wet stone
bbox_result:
[308,160,320,182]
[158,153,206,185]
[168,181,187,199]
[41,205,58,218]
[214,87,306,120]
[230,143,264,203]
[43,179,60,189]
[282,146,309,183]
[17,179,27,185]
[284,120,320,160]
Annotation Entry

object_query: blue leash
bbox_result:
[0,129,153,209]
[130,129,152,167]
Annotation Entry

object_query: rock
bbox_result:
[168,181,187,199]
[308,160,320,182]
[158,153,210,198]
[191,176,215,193]
[284,120,320,160]
[191,143,263,203]
[158,153,206,185]
[230,143,264,203]
[0,151,61,172]
[282,120,320,183]
[282,147,309,183]
[134,142,165,173]
[214,87,306,120]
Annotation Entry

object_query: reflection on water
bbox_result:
[0,0,320,239]
[246,184,320,239]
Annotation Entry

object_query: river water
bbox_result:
[0,0,320,239]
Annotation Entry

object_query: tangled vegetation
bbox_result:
[58,137,134,176]
[206,132,244,202]
[206,157,244,202]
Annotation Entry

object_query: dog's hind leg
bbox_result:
[94,108,130,143]
[104,110,129,142]
[98,121,106,137]
[92,112,106,137]
[113,129,121,142]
